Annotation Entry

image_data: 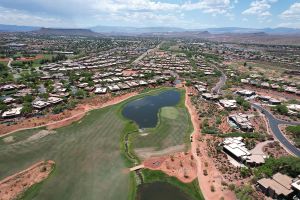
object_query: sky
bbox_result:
[0,0,300,29]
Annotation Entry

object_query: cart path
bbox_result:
[0,92,138,138]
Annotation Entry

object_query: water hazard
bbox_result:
[136,182,192,200]
[122,90,180,128]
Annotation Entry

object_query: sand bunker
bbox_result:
[26,130,56,142]
[2,136,14,143]
[135,144,185,160]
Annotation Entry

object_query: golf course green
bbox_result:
[0,88,199,200]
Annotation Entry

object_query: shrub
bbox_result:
[228,184,235,191]
[210,185,215,192]
[275,104,289,115]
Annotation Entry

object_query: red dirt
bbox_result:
[143,151,197,183]
[0,92,138,136]
[185,86,236,200]
[0,58,9,62]
[0,160,55,200]
[16,54,44,62]
[218,117,232,133]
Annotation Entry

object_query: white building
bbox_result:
[219,99,237,109]
[2,107,23,118]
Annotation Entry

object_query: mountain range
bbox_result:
[1,24,300,35]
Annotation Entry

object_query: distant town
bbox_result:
[0,28,299,200]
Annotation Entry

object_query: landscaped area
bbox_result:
[131,89,193,152]
[0,87,200,200]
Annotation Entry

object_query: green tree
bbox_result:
[52,105,65,114]
[242,101,251,111]
[21,102,33,115]
[23,94,33,103]
[75,89,87,99]
[169,76,176,83]
[0,100,8,111]
[240,167,251,178]
[275,104,289,115]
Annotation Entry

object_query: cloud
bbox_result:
[94,0,180,13]
[0,0,237,28]
[242,0,276,18]
[280,2,300,20]
[0,0,235,16]
[94,9,214,28]
[182,0,232,15]
[0,6,63,27]
[277,2,300,28]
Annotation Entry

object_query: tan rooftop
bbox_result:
[257,173,293,196]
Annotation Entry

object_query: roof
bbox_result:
[2,107,23,117]
[257,176,293,197]
[273,173,292,190]
[257,173,294,196]
[219,99,237,108]
[292,179,300,191]
[223,137,251,158]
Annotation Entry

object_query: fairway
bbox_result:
[0,107,131,200]
[0,88,194,200]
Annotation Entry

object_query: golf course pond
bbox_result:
[122,90,181,128]
[136,182,192,200]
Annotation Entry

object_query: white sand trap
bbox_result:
[3,136,14,143]
[135,144,185,160]
[26,130,56,142]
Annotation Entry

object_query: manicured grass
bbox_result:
[0,107,132,200]
[0,87,197,200]
[0,128,45,145]
[131,89,193,151]
[160,107,179,119]
[142,169,204,200]
[132,106,191,150]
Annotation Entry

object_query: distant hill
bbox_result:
[205,27,300,35]
[91,26,186,34]
[1,24,300,36]
[34,28,101,37]
[0,24,40,32]
[91,26,300,35]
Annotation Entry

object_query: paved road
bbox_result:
[211,66,226,94]
[252,103,300,157]
[211,64,300,157]
[132,42,162,66]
